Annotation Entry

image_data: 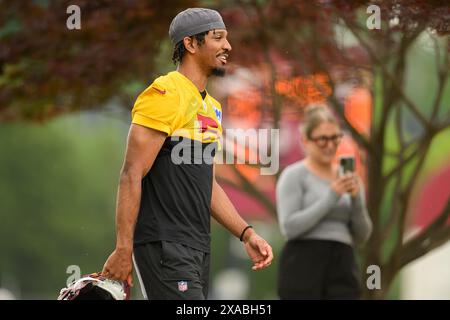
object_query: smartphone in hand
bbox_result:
[339,155,355,177]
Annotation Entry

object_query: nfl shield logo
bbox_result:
[178,281,188,292]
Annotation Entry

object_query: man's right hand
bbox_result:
[102,247,133,287]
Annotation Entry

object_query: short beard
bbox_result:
[210,67,226,77]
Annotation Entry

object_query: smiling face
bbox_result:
[195,29,232,77]
[303,121,342,166]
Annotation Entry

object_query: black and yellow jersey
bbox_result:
[131,71,222,252]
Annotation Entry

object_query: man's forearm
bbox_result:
[115,170,142,251]
[211,180,255,242]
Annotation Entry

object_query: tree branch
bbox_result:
[383,140,433,271]
[382,104,407,238]
[216,165,276,217]
[226,164,277,216]
[400,224,450,268]
[299,33,373,152]
[340,15,430,129]
[216,175,241,190]
[430,32,449,121]
[382,143,419,183]
[437,118,450,131]
[384,138,418,158]
[385,107,450,184]
[402,197,450,255]
[388,104,415,269]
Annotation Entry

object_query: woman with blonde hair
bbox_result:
[276,105,372,299]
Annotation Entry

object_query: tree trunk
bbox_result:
[361,142,385,299]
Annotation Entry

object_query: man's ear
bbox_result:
[183,36,196,54]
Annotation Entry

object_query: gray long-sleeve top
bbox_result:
[276,160,373,246]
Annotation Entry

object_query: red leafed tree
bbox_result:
[0,0,196,121]
[220,0,450,299]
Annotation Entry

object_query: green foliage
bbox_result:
[0,113,127,298]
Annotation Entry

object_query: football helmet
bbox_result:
[57,272,130,300]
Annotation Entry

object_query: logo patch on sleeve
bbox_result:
[213,107,222,123]
[152,86,166,95]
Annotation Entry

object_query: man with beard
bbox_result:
[102,8,273,300]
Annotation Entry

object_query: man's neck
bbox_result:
[177,62,208,92]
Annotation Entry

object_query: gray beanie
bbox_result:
[169,8,226,45]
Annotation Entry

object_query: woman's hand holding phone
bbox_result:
[331,174,354,195]
[331,172,360,197]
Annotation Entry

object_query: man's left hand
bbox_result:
[243,232,273,271]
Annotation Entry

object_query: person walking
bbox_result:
[102,8,273,300]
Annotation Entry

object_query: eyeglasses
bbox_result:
[309,133,343,148]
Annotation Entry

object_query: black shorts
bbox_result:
[133,240,210,300]
[278,239,361,300]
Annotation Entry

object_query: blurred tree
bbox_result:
[0,115,127,298]
[0,0,196,121]
[220,0,450,299]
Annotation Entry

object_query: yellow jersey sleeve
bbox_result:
[131,79,182,135]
